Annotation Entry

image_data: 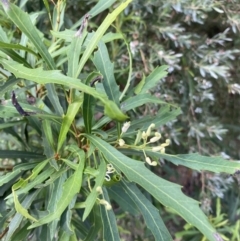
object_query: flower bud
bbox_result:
[146,123,155,136]
[145,156,152,165]
[122,121,131,133]
[150,133,161,143]
[119,139,125,146]
[141,131,148,140]
[96,186,103,194]
[99,199,112,210]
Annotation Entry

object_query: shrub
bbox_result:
[0,1,239,240]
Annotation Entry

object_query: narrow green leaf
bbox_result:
[119,33,133,101]
[0,41,38,56]
[108,184,139,215]
[47,172,68,240]
[86,135,219,241]
[141,105,181,129]
[83,205,102,241]
[68,19,88,78]
[0,59,128,121]
[42,0,52,25]
[82,160,106,221]
[124,105,181,137]
[58,197,77,240]
[2,2,55,69]
[93,41,121,104]
[51,30,122,43]
[43,168,67,187]
[12,176,39,222]
[42,119,56,153]
[11,221,31,241]
[52,1,66,32]
[76,0,133,77]
[134,74,145,95]
[45,84,64,116]
[121,93,174,112]
[72,0,117,29]
[25,159,49,182]
[57,96,83,151]
[0,120,25,129]
[28,148,85,228]
[0,76,19,97]
[148,152,240,174]
[0,150,45,159]
[0,48,32,67]
[83,93,95,134]
[100,187,121,241]
[121,180,173,241]
[137,66,169,94]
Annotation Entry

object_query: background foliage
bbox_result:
[0,0,240,241]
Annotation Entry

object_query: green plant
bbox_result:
[175,198,240,241]
[0,1,240,240]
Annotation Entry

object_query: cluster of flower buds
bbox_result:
[118,122,171,166]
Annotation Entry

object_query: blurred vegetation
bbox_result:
[1,0,240,240]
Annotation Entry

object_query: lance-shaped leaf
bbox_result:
[83,92,96,134]
[57,95,83,152]
[71,0,117,29]
[108,183,139,215]
[76,0,132,76]
[124,105,181,137]
[0,59,128,121]
[99,187,121,241]
[147,152,240,174]
[93,41,121,105]
[0,150,45,159]
[120,180,173,241]
[83,205,102,241]
[68,15,89,78]
[121,93,174,112]
[82,160,106,221]
[0,41,38,56]
[47,172,68,240]
[135,65,169,94]
[86,134,219,241]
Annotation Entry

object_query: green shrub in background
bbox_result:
[0,0,240,241]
